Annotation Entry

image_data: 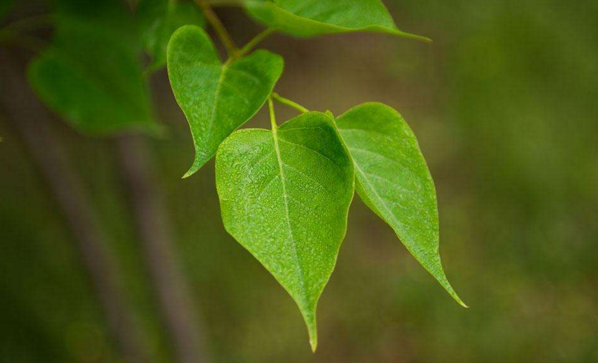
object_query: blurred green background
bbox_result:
[1,0,597,362]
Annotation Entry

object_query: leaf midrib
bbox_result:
[203,60,265,153]
[353,162,404,238]
[203,63,228,152]
[272,129,309,306]
[354,152,435,272]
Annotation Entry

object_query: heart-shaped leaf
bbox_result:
[167,25,284,176]
[137,0,205,71]
[336,103,466,307]
[216,112,355,351]
[245,0,430,41]
[28,16,157,135]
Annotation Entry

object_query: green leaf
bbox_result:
[27,11,156,134]
[244,0,430,41]
[137,0,205,71]
[0,0,12,20]
[53,0,140,46]
[216,112,355,351]
[167,25,284,176]
[336,103,466,307]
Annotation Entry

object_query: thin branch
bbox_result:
[0,51,151,363]
[239,28,275,57]
[116,135,211,363]
[204,0,246,7]
[272,93,310,113]
[0,31,49,53]
[194,0,239,58]
[269,96,278,130]
[0,14,54,33]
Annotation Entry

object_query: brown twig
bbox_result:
[194,0,239,57]
[0,51,151,363]
[116,135,210,363]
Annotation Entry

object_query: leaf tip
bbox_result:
[396,30,433,44]
[420,36,433,44]
[182,155,207,178]
[182,165,198,179]
[455,296,469,309]
[419,257,467,309]
[310,337,318,353]
[424,269,468,308]
[302,309,318,353]
[307,320,318,352]
[439,277,468,308]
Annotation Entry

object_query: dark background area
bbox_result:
[1,0,597,362]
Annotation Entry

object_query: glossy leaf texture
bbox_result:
[167,25,284,177]
[28,1,157,135]
[336,103,466,307]
[137,0,205,71]
[216,112,355,351]
[244,0,429,41]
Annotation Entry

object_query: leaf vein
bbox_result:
[278,138,339,168]
[204,66,227,149]
[272,131,309,304]
[348,146,402,167]
[354,163,404,230]
[282,162,331,196]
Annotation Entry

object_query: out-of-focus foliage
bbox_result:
[28,0,157,135]
[0,0,11,20]
[137,0,205,71]
[51,0,139,45]
[1,0,597,362]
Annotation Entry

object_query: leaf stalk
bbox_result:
[272,93,310,113]
[0,30,49,53]
[268,97,278,130]
[238,28,275,57]
[194,0,240,58]
[205,0,247,7]
[0,14,54,33]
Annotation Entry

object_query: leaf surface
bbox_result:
[336,103,466,307]
[137,0,205,71]
[167,25,284,176]
[216,112,355,350]
[245,0,429,41]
